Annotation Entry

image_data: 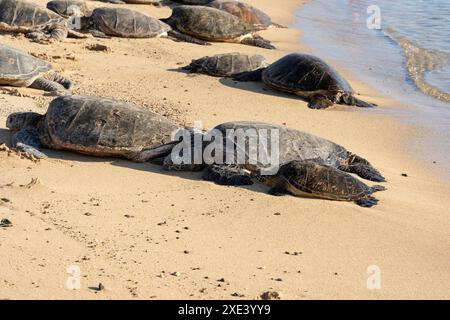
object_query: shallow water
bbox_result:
[295,0,450,175]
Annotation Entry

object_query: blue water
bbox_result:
[295,0,450,173]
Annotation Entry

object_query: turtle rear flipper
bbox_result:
[353,97,376,108]
[203,164,253,186]
[344,163,385,182]
[341,153,386,182]
[341,93,376,108]
[29,77,67,94]
[355,196,379,208]
[167,30,211,46]
[27,24,68,42]
[239,34,275,49]
[370,185,386,193]
[307,95,334,109]
[12,128,47,159]
[233,68,265,81]
[47,72,74,90]
[88,29,110,38]
[135,141,179,162]
[271,22,287,29]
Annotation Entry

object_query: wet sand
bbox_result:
[0,0,449,299]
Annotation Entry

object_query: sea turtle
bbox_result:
[0,0,84,41]
[181,52,268,77]
[161,5,275,49]
[249,160,385,207]
[76,7,205,44]
[163,121,386,206]
[6,95,180,160]
[208,0,286,29]
[0,44,73,93]
[234,53,376,109]
[163,121,386,183]
[47,0,90,18]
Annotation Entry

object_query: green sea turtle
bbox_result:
[6,95,180,160]
[249,160,385,207]
[0,0,85,41]
[161,5,275,49]
[75,7,205,44]
[164,121,386,183]
[46,0,90,18]
[181,52,268,77]
[163,121,386,206]
[234,53,376,109]
[208,0,286,29]
[0,44,73,93]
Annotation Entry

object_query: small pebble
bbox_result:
[260,291,282,300]
[274,278,283,282]
[0,218,12,228]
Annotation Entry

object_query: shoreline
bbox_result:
[294,0,450,182]
[0,0,449,299]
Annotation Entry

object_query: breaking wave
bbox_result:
[385,28,450,103]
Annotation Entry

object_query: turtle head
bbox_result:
[6,112,42,132]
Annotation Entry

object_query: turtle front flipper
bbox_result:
[167,30,211,46]
[340,153,386,182]
[202,164,253,186]
[12,128,47,159]
[307,95,334,109]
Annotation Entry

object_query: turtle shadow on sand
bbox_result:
[167,67,305,100]
[0,128,203,182]
[0,129,273,195]
[0,128,383,206]
[0,128,309,199]
[0,128,11,145]
[219,77,309,102]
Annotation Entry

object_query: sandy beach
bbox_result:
[1,0,449,299]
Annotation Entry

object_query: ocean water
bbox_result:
[295,0,450,172]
